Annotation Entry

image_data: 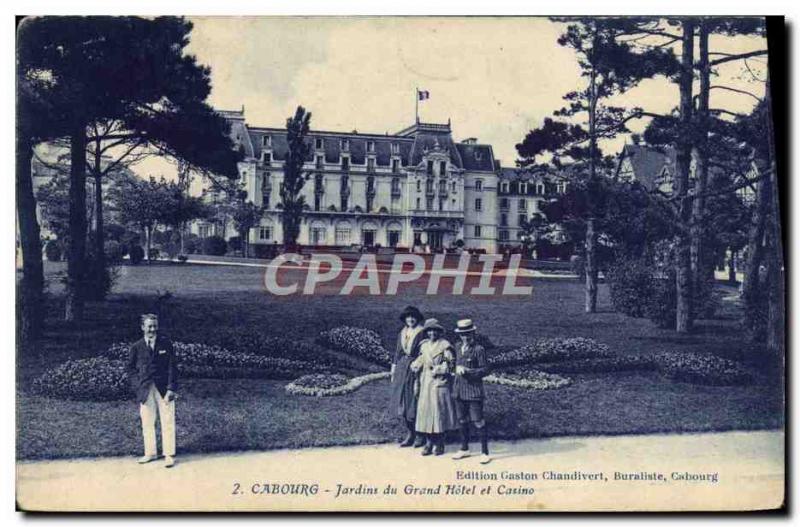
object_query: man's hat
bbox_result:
[454,318,477,333]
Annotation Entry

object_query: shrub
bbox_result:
[285,371,390,397]
[202,235,227,256]
[227,236,242,253]
[485,369,571,390]
[488,337,611,368]
[653,352,753,386]
[129,245,145,265]
[105,240,125,264]
[606,257,655,318]
[31,357,130,401]
[184,234,200,255]
[148,248,160,261]
[177,255,189,263]
[316,327,393,366]
[44,240,63,262]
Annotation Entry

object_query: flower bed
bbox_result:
[488,337,612,368]
[536,356,657,374]
[652,352,754,386]
[316,327,393,366]
[31,357,130,401]
[485,369,571,391]
[285,371,391,397]
[103,341,328,379]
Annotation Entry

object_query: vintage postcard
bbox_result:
[15,15,785,512]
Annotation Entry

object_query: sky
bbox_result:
[134,17,769,179]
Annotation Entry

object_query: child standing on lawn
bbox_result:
[451,318,492,464]
[390,306,427,448]
[411,318,458,456]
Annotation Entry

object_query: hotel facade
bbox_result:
[193,108,566,254]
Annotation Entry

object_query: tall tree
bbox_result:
[518,18,675,312]
[18,16,240,322]
[280,106,312,248]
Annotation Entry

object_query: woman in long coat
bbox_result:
[411,318,458,456]
[390,306,426,447]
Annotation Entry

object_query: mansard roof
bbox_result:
[221,110,498,172]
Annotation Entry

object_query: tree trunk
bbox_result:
[728,249,737,284]
[764,74,784,355]
[144,225,152,262]
[674,19,695,333]
[65,125,88,322]
[584,59,599,314]
[16,135,45,350]
[690,23,710,316]
[92,144,105,278]
[585,217,598,313]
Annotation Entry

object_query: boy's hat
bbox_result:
[454,318,477,333]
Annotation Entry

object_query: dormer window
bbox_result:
[520,182,528,194]
[500,181,510,193]
[475,179,483,192]
[475,150,483,161]
[391,142,399,154]
[391,158,400,173]
[315,137,324,150]
[367,158,375,172]
[341,156,350,172]
[262,151,272,164]
[341,139,350,151]
[367,140,375,153]
[262,135,272,147]
[439,161,447,175]
[427,160,434,175]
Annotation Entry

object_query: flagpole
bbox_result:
[415,87,419,123]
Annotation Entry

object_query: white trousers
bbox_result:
[139,383,176,457]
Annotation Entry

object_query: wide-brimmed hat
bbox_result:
[454,318,477,333]
[399,306,425,324]
[422,318,445,333]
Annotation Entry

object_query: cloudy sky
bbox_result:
[137,17,768,178]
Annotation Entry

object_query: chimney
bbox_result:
[461,138,478,145]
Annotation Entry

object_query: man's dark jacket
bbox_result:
[125,336,179,404]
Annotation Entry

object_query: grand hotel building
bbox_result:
[194,108,567,254]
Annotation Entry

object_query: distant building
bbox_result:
[194,108,510,253]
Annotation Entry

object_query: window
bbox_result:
[341,157,350,171]
[262,151,271,164]
[439,179,446,192]
[475,179,483,192]
[335,226,351,245]
[439,161,447,175]
[519,199,527,211]
[427,160,434,175]
[520,182,528,194]
[367,158,375,172]
[416,197,421,209]
[262,135,271,147]
[315,138,325,150]
[500,198,509,210]
[414,231,422,246]
[388,230,400,247]
[426,178,433,193]
[475,198,482,211]
[367,140,375,152]
[500,213,508,227]
[316,154,324,169]
[499,230,510,242]
[500,181,510,193]
[426,197,434,211]
[536,183,545,195]
[341,139,350,151]
[392,159,400,173]
[391,177,401,195]
[474,225,482,237]
[416,179,421,192]
[391,142,399,154]
[438,198,444,211]
[198,224,211,238]
[518,214,527,227]
[258,226,272,241]
[311,227,326,245]
[451,181,457,192]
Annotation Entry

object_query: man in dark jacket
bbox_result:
[126,313,178,468]
[451,318,492,464]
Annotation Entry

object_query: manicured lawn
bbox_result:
[16,261,784,460]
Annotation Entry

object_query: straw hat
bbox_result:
[454,318,477,333]
[422,318,445,333]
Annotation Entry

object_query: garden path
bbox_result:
[17,429,783,511]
